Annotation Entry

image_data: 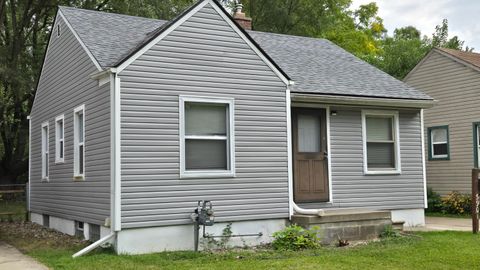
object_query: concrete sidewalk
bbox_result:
[0,241,48,270]
[408,216,471,232]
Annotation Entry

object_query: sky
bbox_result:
[350,0,480,51]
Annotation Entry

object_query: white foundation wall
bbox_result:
[116,219,288,254]
[50,216,76,236]
[30,212,43,225]
[391,209,425,227]
[30,212,111,240]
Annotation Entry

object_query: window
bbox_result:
[74,105,85,179]
[41,122,49,180]
[428,126,449,160]
[179,96,235,178]
[55,115,65,163]
[362,110,401,174]
[474,123,480,168]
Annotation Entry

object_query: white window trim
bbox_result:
[361,110,401,175]
[73,105,85,180]
[179,96,235,179]
[55,114,65,164]
[41,121,49,181]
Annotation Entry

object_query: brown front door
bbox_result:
[292,108,329,202]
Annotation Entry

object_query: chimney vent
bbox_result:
[232,2,252,30]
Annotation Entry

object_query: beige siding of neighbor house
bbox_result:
[405,50,480,195]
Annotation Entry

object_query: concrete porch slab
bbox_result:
[407,216,471,232]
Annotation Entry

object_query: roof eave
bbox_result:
[291,93,436,109]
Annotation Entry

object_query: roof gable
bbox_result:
[58,6,167,68]
[56,1,431,101]
[436,48,480,72]
[113,0,290,84]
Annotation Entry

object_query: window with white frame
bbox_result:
[41,122,49,180]
[55,115,65,163]
[362,110,401,174]
[428,126,449,160]
[74,105,85,178]
[179,97,235,178]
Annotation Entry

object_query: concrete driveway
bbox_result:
[407,216,472,232]
[0,241,48,270]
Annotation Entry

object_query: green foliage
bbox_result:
[272,224,321,251]
[442,191,471,215]
[380,225,401,238]
[426,187,443,213]
[202,223,233,251]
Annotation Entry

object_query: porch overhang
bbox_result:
[291,93,435,109]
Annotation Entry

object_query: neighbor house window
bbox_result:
[41,122,49,180]
[362,110,401,174]
[179,96,235,178]
[55,115,65,163]
[74,105,85,179]
[428,126,449,160]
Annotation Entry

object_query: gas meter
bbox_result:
[192,200,215,251]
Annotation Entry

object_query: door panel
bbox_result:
[293,108,329,202]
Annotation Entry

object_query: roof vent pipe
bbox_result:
[232,1,252,30]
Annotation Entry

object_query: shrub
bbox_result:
[442,191,471,215]
[272,224,321,251]
[380,225,401,238]
[426,187,443,213]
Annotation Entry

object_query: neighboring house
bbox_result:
[405,48,480,196]
[28,0,433,254]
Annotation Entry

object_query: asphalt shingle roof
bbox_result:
[58,6,432,100]
[59,6,167,68]
[438,48,480,70]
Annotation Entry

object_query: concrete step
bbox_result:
[291,209,392,245]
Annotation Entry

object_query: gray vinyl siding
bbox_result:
[29,14,111,225]
[405,51,480,195]
[327,108,424,209]
[118,3,288,228]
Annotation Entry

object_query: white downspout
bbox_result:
[73,68,121,258]
[72,233,115,258]
[286,83,325,217]
[27,116,31,213]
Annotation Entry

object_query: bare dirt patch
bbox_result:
[0,221,87,253]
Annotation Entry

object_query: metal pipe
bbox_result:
[204,232,263,238]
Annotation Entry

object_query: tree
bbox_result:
[0,0,196,184]
[0,0,59,184]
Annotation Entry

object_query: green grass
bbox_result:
[425,211,471,219]
[0,200,27,221]
[2,222,480,270]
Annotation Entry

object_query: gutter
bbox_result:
[291,93,435,109]
[73,67,121,257]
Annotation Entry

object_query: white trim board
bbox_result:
[110,74,122,231]
[115,0,209,73]
[209,1,290,85]
[58,10,102,71]
[115,0,290,86]
[420,109,427,208]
